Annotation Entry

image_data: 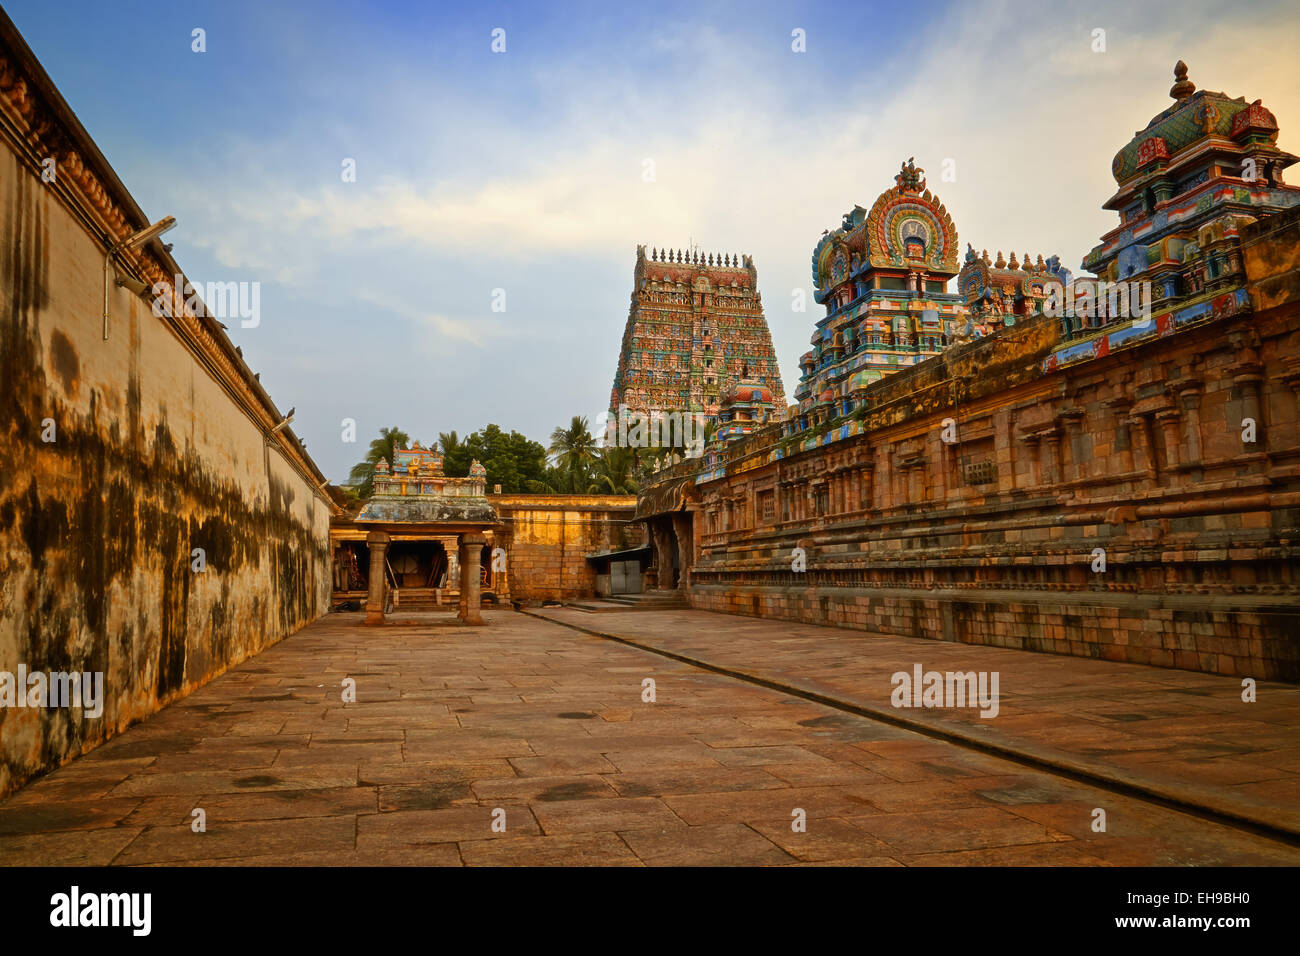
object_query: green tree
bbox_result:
[439,430,462,462]
[587,446,639,494]
[548,415,597,487]
[348,426,410,499]
[444,424,547,492]
[525,464,584,494]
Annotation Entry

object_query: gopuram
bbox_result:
[634,63,1300,681]
[330,442,500,625]
[608,245,786,434]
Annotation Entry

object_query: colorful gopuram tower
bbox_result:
[793,159,967,424]
[608,246,785,435]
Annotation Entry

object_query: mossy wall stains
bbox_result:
[0,145,330,796]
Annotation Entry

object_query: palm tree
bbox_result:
[548,416,597,477]
[587,446,640,495]
[438,430,461,458]
[524,465,580,494]
[348,426,410,499]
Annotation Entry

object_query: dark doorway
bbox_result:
[387,540,448,589]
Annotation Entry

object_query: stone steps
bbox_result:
[395,587,450,610]
[569,592,689,612]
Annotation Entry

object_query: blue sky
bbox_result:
[7,0,1298,481]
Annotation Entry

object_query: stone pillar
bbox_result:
[1058,410,1084,483]
[364,531,391,626]
[672,513,693,590]
[1104,399,1134,475]
[1234,371,1264,443]
[441,536,459,585]
[928,431,948,504]
[1130,414,1157,479]
[879,447,894,510]
[1043,433,1061,486]
[1178,385,1203,463]
[458,532,487,625]
[1019,435,1041,488]
[1157,409,1182,470]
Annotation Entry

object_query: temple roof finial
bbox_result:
[1170,60,1195,101]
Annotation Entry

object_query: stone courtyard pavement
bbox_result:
[0,608,1296,866]
[536,607,1300,839]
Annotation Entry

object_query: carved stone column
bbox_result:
[1103,398,1134,474]
[1057,409,1084,482]
[1156,409,1183,470]
[878,447,893,511]
[1233,369,1264,446]
[458,532,487,625]
[1018,434,1041,488]
[1174,383,1203,464]
[671,512,693,590]
[1042,432,1061,486]
[364,531,390,626]
[927,431,949,504]
[1130,413,1158,480]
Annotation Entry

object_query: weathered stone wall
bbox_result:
[491,495,640,603]
[659,211,1300,681]
[0,26,332,795]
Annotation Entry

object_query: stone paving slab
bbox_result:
[0,609,1296,866]
[535,606,1300,837]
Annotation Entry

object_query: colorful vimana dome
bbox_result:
[1081,61,1300,321]
[1109,61,1293,188]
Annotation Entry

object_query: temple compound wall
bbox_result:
[491,495,640,603]
[0,18,333,795]
[648,211,1300,681]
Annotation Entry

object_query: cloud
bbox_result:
[423,313,498,347]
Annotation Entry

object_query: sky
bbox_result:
[6,0,1299,481]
